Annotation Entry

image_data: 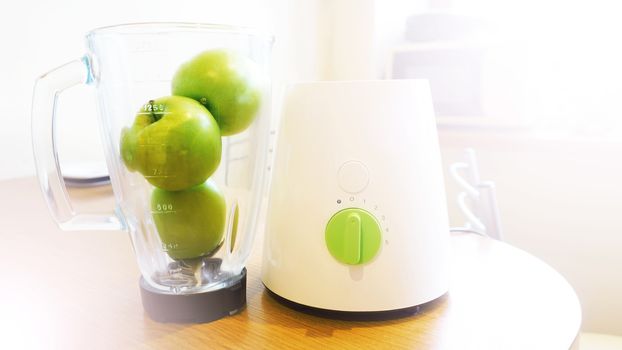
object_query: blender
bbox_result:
[31,22,273,323]
[262,80,450,319]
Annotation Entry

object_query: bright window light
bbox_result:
[451,0,622,140]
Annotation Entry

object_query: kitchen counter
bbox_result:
[0,177,581,349]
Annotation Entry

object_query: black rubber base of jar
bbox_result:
[140,268,246,323]
[265,286,446,321]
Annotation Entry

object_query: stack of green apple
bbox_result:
[121,49,262,261]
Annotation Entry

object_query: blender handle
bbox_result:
[31,56,125,231]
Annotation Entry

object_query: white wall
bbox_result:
[441,132,622,335]
[316,0,428,80]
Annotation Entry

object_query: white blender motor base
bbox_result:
[262,80,451,318]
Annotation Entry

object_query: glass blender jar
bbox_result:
[31,23,273,323]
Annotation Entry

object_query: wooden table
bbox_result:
[0,177,581,349]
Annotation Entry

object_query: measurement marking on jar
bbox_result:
[136,112,172,116]
[137,144,168,151]
[151,210,178,214]
[155,204,173,211]
[162,242,180,249]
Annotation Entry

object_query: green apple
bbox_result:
[120,96,221,191]
[151,180,226,260]
[171,49,263,136]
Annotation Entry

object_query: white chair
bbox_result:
[449,148,503,240]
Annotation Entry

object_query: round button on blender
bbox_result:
[338,161,369,194]
[325,208,382,265]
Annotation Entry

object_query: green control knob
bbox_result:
[325,208,382,265]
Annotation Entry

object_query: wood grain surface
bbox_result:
[0,177,581,349]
